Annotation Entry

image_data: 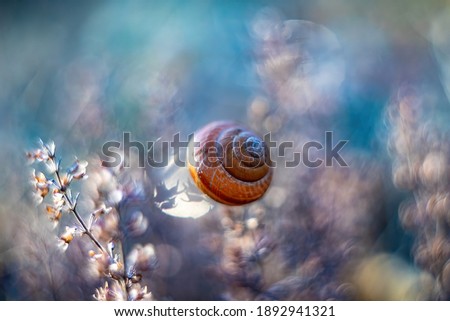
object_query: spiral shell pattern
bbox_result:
[188,121,273,205]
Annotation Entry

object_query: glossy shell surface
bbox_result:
[188,121,273,205]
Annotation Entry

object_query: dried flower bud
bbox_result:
[128,284,152,301]
[108,260,125,279]
[58,226,82,251]
[67,158,88,180]
[91,205,112,221]
[31,170,50,203]
[52,189,65,208]
[27,139,55,163]
[44,160,58,174]
[88,250,104,261]
[40,139,56,158]
[45,205,62,227]
[94,281,127,301]
[26,149,44,163]
[91,212,119,241]
[87,250,109,278]
[59,173,73,190]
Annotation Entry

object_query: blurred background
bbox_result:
[1,0,450,300]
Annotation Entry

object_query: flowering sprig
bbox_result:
[27,139,156,300]
[93,280,152,301]
[28,139,109,255]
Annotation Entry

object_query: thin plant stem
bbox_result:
[53,159,109,256]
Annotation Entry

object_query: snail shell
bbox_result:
[188,121,273,205]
